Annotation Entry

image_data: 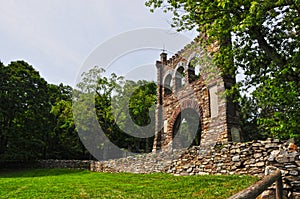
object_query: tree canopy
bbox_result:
[0,61,50,160]
[146,0,300,140]
[0,61,89,160]
[74,66,156,159]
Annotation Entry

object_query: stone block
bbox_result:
[232,155,240,162]
[265,143,278,148]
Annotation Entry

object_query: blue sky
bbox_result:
[0,0,197,86]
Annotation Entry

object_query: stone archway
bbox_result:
[163,73,172,96]
[171,107,202,149]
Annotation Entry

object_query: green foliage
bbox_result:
[0,61,50,160]
[0,61,88,160]
[74,66,156,156]
[254,79,300,140]
[129,81,156,127]
[48,84,88,159]
[0,169,259,198]
[239,95,263,141]
[113,80,156,152]
[146,0,300,140]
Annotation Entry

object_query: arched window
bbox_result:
[175,66,185,90]
[164,74,172,96]
[188,58,201,83]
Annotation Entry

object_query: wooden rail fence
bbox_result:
[228,169,283,199]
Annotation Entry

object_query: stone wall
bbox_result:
[163,139,300,198]
[90,149,185,173]
[37,159,91,170]
[0,160,91,170]
[165,139,280,177]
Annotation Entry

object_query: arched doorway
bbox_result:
[172,108,202,149]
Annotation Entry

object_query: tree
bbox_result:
[0,61,91,160]
[239,95,262,141]
[129,81,157,127]
[0,61,50,160]
[74,66,156,159]
[112,80,156,152]
[73,66,128,159]
[47,83,88,159]
[146,0,300,140]
[0,62,8,157]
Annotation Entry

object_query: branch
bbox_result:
[250,27,286,68]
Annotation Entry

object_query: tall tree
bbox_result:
[74,66,156,158]
[112,80,156,152]
[0,61,50,160]
[47,83,88,159]
[0,62,8,157]
[73,66,126,159]
[146,0,300,140]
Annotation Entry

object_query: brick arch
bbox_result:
[163,72,173,96]
[174,61,187,73]
[187,52,199,63]
[163,70,173,80]
[169,99,203,130]
[169,99,204,145]
[174,61,187,91]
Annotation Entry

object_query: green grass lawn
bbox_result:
[0,169,259,199]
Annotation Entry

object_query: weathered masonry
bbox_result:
[153,40,241,151]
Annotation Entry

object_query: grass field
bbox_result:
[0,169,259,199]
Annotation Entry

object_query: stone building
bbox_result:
[153,40,241,151]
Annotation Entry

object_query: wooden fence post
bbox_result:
[276,174,283,199]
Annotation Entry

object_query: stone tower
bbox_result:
[153,40,241,151]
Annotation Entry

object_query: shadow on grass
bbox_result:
[0,168,87,178]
